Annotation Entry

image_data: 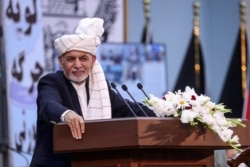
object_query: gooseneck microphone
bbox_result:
[137,83,150,100]
[121,84,148,117]
[110,82,137,117]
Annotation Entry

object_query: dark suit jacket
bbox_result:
[30,70,155,167]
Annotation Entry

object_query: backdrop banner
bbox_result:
[2,0,44,166]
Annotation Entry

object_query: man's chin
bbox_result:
[71,79,85,84]
[67,76,87,84]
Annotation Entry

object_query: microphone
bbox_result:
[137,83,150,100]
[110,82,137,117]
[121,84,148,117]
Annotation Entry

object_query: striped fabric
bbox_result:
[87,60,111,120]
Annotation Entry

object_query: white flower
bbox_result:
[218,128,233,142]
[176,95,190,110]
[180,110,198,123]
[142,86,245,152]
[230,135,240,144]
[201,113,216,126]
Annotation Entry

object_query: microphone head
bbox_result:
[121,84,128,91]
[137,83,143,89]
[111,82,116,88]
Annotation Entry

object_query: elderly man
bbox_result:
[30,18,155,167]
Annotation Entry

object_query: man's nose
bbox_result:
[74,58,82,67]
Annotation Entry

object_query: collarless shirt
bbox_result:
[71,81,88,118]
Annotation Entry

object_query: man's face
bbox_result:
[59,50,96,84]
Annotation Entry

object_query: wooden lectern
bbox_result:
[53,117,250,167]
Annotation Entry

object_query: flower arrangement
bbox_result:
[142,86,246,152]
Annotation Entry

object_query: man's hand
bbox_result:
[64,110,85,139]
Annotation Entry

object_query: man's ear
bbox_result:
[58,56,64,69]
[92,55,97,65]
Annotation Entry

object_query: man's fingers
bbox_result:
[74,120,83,139]
[80,120,85,134]
[69,118,85,139]
[65,111,85,139]
[69,121,78,139]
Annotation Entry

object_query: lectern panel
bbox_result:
[53,118,250,167]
